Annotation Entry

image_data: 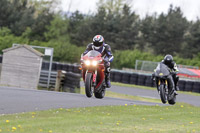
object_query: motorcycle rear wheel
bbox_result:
[85,73,93,98]
[168,95,176,105]
[160,85,167,104]
[94,87,105,99]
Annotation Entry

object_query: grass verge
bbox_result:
[0,104,199,133]
[80,87,161,103]
[0,82,199,133]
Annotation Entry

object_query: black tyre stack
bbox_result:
[56,62,62,70]
[178,80,186,91]
[52,62,57,71]
[110,71,115,82]
[137,74,147,86]
[68,64,74,72]
[41,61,49,70]
[62,63,68,71]
[0,56,2,63]
[40,61,200,94]
[130,73,138,85]
[113,70,122,82]
[121,72,131,84]
[145,75,154,87]
[73,64,81,74]
[192,82,200,93]
[63,72,81,93]
[185,80,194,91]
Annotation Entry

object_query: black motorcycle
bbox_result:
[154,63,176,105]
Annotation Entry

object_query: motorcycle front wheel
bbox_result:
[85,73,93,98]
[159,84,167,104]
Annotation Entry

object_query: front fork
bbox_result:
[85,70,97,87]
[93,70,97,86]
[158,79,168,94]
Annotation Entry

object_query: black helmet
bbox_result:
[93,35,104,48]
[164,54,173,65]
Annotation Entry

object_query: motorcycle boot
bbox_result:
[105,72,111,88]
[104,62,111,88]
[168,75,178,95]
[175,76,180,91]
[172,73,180,91]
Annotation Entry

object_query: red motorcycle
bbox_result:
[80,50,106,99]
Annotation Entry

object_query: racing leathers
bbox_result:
[82,43,114,88]
[162,60,180,92]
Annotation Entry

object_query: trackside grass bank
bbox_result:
[0,104,200,133]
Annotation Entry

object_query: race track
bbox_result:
[0,86,164,114]
[1,83,199,114]
[109,85,200,106]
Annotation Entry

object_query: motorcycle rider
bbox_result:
[152,54,179,94]
[82,35,114,88]
[161,55,180,95]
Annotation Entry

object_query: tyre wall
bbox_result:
[2,57,197,94]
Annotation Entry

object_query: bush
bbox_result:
[112,49,200,69]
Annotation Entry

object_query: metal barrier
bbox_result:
[39,70,57,88]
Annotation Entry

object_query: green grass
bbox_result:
[80,87,161,103]
[0,104,199,133]
[0,82,199,133]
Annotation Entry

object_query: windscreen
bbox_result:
[155,63,170,77]
[85,50,101,57]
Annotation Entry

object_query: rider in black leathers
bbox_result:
[82,35,114,88]
[162,54,179,92]
[152,54,179,94]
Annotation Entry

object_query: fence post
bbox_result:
[55,70,66,91]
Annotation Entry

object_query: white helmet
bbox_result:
[93,35,104,49]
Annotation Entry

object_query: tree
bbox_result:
[44,15,69,40]
[0,0,35,35]
[98,0,128,14]
[183,20,200,58]
[137,15,156,51]
[68,11,86,45]
[0,27,29,54]
[149,5,189,55]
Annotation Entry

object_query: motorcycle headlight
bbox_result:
[92,61,98,66]
[85,60,90,66]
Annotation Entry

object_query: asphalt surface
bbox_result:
[109,85,200,106]
[1,83,199,114]
[0,86,164,114]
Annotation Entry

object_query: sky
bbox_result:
[61,0,200,21]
